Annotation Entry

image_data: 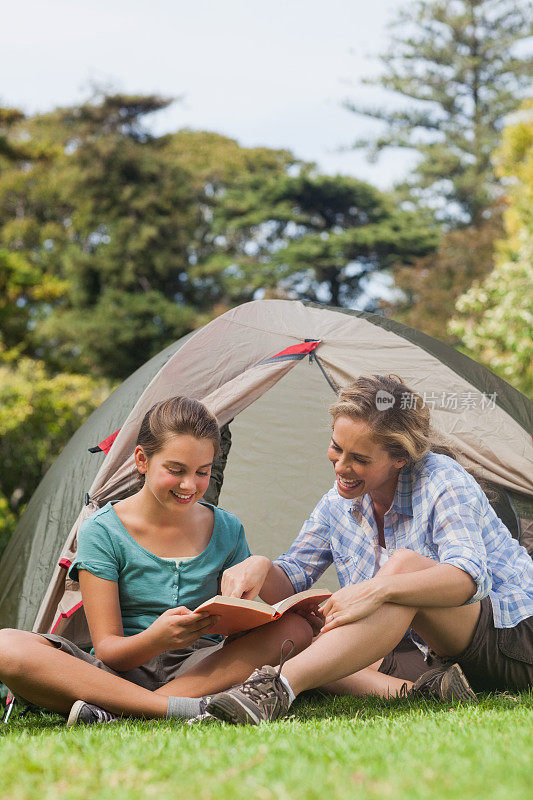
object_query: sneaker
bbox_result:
[67,700,119,728]
[409,663,478,702]
[186,695,216,725]
[206,639,294,725]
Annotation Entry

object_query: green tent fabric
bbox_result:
[0,300,531,643]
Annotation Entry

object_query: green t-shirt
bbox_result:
[69,501,251,639]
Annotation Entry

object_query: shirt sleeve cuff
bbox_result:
[273,558,312,594]
[68,561,118,582]
[441,555,491,604]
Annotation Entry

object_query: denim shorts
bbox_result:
[38,633,223,691]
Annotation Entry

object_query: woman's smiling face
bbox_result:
[328,416,406,505]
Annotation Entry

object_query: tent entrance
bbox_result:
[218,357,340,590]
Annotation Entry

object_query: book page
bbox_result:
[272,588,331,615]
[194,596,277,636]
[196,595,275,614]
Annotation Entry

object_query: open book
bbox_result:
[195,588,332,637]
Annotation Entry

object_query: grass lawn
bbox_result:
[1,692,531,800]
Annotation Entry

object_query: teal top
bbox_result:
[69,501,251,640]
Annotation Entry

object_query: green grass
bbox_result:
[1,693,531,800]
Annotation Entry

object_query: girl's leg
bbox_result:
[154,611,313,698]
[319,663,412,698]
[0,629,168,717]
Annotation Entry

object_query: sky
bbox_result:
[1,0,419,188]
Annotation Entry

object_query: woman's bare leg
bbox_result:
[154,612,312,697]
[315,550,440,698]
[280,550,481,696]
[0,629,168,717]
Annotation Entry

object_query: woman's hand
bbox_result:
[221,556,272,599]
[320,578,387,633]
[147,607,220,651]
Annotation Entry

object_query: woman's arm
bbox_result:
[321,562,476,633]
[220,556,295,603]
[260,563,296,604]
[380,562,476,607]
[80,570,218,671]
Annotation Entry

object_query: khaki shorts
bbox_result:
[38,633,224,692]
[455,597,533,692]
[379,636,448,682]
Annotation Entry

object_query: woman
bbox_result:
[206,375,533,724]
[0,397,311,725]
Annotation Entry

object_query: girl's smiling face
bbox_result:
[328,416,406,506]
[135,434,214,511]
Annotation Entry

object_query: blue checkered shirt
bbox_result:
[275,452,533,628]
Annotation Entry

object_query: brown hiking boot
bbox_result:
[409,663,478,702]
[206,640,294,725]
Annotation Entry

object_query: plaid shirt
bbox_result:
[275,452,533,628]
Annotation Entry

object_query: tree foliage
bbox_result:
[346,0,533,224]
[388,210,503,339]
[200,171,439,308]
[0,93,436,379]
[449,99,533,395]
[0,357,109,555]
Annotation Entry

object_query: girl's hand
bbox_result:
[148,607,219,650]
[221,556,272,599]
[320,578,387,633]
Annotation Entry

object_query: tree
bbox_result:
[346,0,533,224]
[200,171,439,309]
[0,249,67,353]
[0,98,302,378]
[0,357,109,556]
[0,106,111,551]
[449,100,533,395]
[388,210,504,339]
[0,93,439,380]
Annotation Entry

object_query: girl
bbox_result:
[0,397,312,725]
[204,375,533,725]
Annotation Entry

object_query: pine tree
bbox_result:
[346,0,533,224]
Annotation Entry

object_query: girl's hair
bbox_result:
[136,397,221,458]
[329,374,458,465]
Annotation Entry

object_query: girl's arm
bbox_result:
[80,570,218,672]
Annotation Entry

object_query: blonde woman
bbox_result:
[205,375,533,724]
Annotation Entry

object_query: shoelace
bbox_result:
[198,696,212,715]
[411,667,446,698]
[91,706,117,723]
[240,639,295,704]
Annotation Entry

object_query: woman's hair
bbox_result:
[329,374,458,465]
[136,397,221,459]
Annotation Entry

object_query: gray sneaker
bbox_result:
[410,663,478,702]
[67,700,119,728]
[186,695,216,725]
[206,640,294,725]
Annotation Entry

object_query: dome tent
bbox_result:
[0,299,531,647]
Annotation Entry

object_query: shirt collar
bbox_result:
[391,465,414,516]
[348,464,414,518]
